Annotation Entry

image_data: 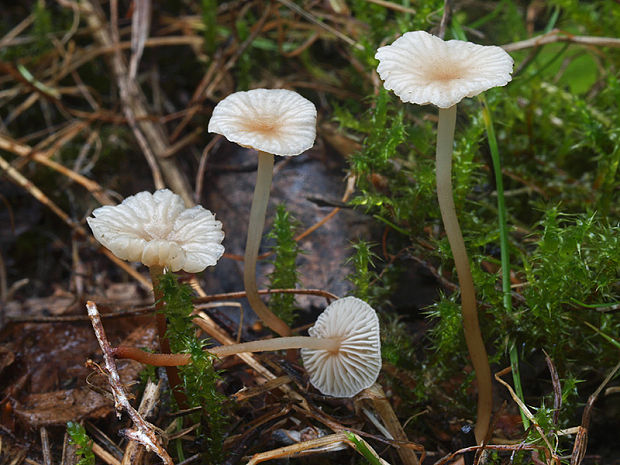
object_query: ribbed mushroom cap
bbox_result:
[301,297,381,398]
[87,189,225,273]
[375,31,514,108]
[208,88,317,156]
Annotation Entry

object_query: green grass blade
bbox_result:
[479,94,530,431]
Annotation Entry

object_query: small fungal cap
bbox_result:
[301,296,381,398]
[375,30,514,108]
[87,189,225,273]
[208,88,317,156]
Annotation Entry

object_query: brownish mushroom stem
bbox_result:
[243,150,292,337]
[436,105,492,444]
[114,336,341,366]
[149,265,188,409]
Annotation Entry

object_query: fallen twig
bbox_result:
[86,301,173,465]
[503,29,620,52]
[121,379,162,465]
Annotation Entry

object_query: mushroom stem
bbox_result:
[149,265,188,409]
[114,336,341,366]
[435,105,492,444]
[243,150,292,337]
[211,335,340,357]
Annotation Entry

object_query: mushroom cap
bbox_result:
[208,88,317,156]
[87,189,225,273]
[301,296,381,398]
[375,30,514,108]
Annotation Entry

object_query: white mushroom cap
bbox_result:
[301,296,381,398]
[87,189,225,273]
[375,31,514,108]
[208,88,317,156]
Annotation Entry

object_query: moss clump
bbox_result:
[157,274,227,463]
[267,204,303,326]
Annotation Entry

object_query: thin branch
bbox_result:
[503,29,620,52]
[6,287,339,324]
[86,301,174,465]
[193,288,339,304]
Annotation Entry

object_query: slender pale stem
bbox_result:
[211,335,339,357]
[149,265,188,409]
[436,105,492,444]
[114,336,341,366]
[243,151,292,337]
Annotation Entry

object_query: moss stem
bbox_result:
[435,105,492,444]
[243,151,292,337]
[114,336,340,366]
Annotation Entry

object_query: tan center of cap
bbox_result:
[241,118,280,136]
[425,60,468,83]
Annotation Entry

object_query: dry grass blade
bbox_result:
[364,0,416,14]
[0,153,77,229]
[0,12,34,49]
[129,0,151,80]
[543,350,562,426]
[433,443,548,465]
[39,427,51,465]
[1,149,151,289]
[494,367,558,463]
[275,0,362,50]
[169,3,273,142]
[195,134,221,204]
[109,0,164,192]
[570,360,620,465]
[91,442,121,465]
[361,383,421,465]
[0,134,114,205]
[246,431,391,465]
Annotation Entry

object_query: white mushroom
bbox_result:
[208,88,316,157]
[113,296,382,398]
[87,189,225,273]
[300,296,381,398]
[376,30,513,109]
[208,89,317,337]
[88,189,225,408]
[376,30,513,443]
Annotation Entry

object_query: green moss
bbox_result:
[157,274,227,463]
[267,204,302,325]
[66,422,95,465]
